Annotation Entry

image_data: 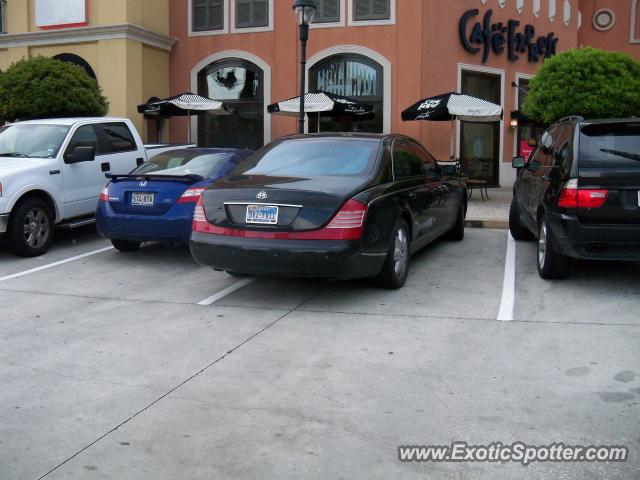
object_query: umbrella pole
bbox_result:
[450,118,455,160]
[318,112,320,133]
[187,109,191,144]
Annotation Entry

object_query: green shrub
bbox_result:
[0,56,108,121]
[522,47,640,123]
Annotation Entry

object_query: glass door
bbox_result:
[460,70,502,187]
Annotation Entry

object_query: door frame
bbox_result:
[456,63,505,185]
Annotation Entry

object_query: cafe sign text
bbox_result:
[459,9,559,63]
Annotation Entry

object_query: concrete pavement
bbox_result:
[0,228,638,479]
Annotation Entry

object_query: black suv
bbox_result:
[510,117,640,279]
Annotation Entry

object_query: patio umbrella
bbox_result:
[268,91,373,132]
[137,92,233,143]
[401,92,503,159]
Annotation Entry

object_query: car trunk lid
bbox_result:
[201,174,369,231]
[106,174,204,215]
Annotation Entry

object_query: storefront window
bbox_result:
[515,78,546,160]
[460,70,501,187]
[309,54,383,133]
[197,59,264,150]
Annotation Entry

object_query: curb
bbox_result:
[465,219,509,230]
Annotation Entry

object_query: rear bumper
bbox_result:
[96,202,194,244]
[548,212,640,261]
[190,231,386,280]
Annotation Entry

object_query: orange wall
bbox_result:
[579,0,640,60]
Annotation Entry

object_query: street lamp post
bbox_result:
[293,0,317,134]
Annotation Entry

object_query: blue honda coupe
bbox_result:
[96,148,253,251]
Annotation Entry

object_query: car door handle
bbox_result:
[101,162,111,172]
[136,157,144,166]
[49,170,60,175]
[408,192,416,198]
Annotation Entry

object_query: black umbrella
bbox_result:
[268,91,373,132]
[401,92,502,122]
[137,92,233,142]
[402,92,503,159]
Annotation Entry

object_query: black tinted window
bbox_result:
[393,140,425,179]
[579,123,640,169]
[66,125,99,157]
[101,123,136,153]
[235,139,378,176]
[413,141,440,179]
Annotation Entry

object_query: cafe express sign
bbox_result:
[459,9,559,63]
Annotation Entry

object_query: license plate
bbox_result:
[246,204,279,224]
[131,192,155,206]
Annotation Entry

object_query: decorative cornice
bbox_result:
[0,24,177,51]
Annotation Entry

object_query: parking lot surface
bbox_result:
[1,227,639,479]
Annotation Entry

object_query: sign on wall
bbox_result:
[35,0,87,29]
[459,9,559,63]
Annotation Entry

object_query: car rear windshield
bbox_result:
[234,138,379,177]
[579,123,640,169]
[132,151,233,177]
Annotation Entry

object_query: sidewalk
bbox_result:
[465,187,511,229]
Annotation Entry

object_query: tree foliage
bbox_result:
[522,47,640,123]
[0,56,108,121]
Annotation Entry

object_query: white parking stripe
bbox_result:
[197,277,255,306]
[497,233,517,321]
[0,246,114,283]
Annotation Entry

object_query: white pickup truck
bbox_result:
[0,117,191,257]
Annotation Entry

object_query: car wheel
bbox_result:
[111,239,141,252]
[509,197,534,241]
[537,218,571,279]
[375,219,410,289]
[7,198,54,257]
[444,197,465,241]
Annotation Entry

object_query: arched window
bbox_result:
[197,58,264,149]
[309,54,383,133]
[52,53,97,80]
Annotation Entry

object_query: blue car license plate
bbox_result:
[246,204,279,224]
[131,192,155,206]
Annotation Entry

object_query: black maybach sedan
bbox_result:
[190,133,467,289]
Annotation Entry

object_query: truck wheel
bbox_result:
[111,239,141,252]
[7,198,54,257]
[375,219,411,289]
[537,218,571,279]
[509,197,534,241]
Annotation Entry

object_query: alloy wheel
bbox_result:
[538,222,547,268]
[23,207,51,249]
[393,227,409,278]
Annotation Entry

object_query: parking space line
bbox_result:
[197,277,255,306]
[497,233,516,321]
[0,246,114,283]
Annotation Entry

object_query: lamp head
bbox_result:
[293,0,317,26]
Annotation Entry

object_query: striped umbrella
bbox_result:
[137,92,232,143]
[268,91,373,132]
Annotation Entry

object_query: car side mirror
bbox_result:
[512,156,526,169]
[65,146,96,164]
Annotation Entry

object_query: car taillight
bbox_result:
[192,196,209,232]
[321,199,368,239]
[558,179,609,209]
[99,186,109,202]
[178,187,206,204]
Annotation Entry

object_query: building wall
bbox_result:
[170,0,587,186]
[0,0,173,140]
[578,0,640,60]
